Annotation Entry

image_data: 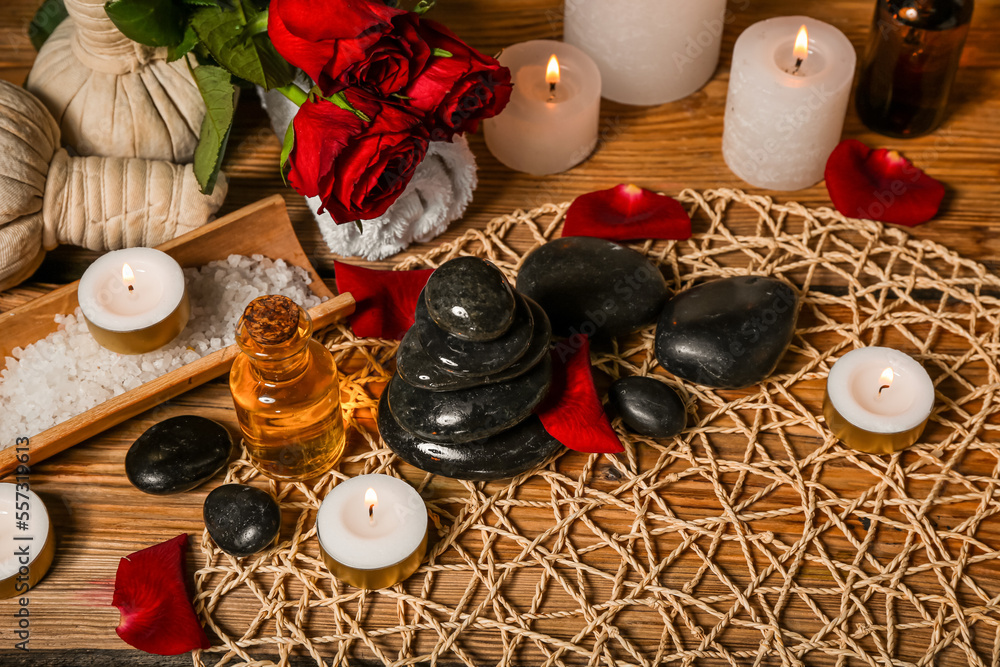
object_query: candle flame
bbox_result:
[365,487,377,524]
[122,263,135,292]
[793,25,809,63]
[545,54,560,86]
[878,367,894,396]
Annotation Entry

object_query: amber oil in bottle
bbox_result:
[855,0,974,138]
[230,295,346,480]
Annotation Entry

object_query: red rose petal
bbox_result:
[335,261,433,340]
[824,139,946,227]
[537,335,624,454]
[562,184,692,241]
[112,534,210,656]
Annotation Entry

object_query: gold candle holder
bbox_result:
[0,485,56,599]
[823,346,934,456]
[320,529,427,590]
[83,289,190,355]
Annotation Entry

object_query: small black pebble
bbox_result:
[203,484,281,557]
[609,376,687,438]
[125,416,233,495]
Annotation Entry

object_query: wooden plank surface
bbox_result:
[0,0,998,664]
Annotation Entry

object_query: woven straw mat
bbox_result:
[192,188,1000,667]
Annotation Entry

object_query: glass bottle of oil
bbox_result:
[230,295,346,481]
[855,0,974,138]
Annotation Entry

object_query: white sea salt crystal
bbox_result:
[0,255,326,447]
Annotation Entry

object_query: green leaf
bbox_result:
[325,91,371,123]
[279,121,295,184]
[190,0,292,89]
[28,0,68,51]
[431,48,452,58]
[166,24,199,62]
[182,0,218,6]
[191,65,236,194]
[413,0,436,15]
[354,220,364,233]
[104,0,188,47]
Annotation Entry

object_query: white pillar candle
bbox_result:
[0,482,55,599]
[316,474,428,590]
[78,247,190,355]
[484,40,601,176]
[564,0,727,106]
[722,16,856,191]
[823,347,935,455]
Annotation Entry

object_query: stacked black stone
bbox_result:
[379,257,562,481]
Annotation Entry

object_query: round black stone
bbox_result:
[378,392,563,481]
[654,276,800,389]
[415,289,533,376]
[517,237,670,339]
[387,354,553,444]
[424,257,516,341]
[397,296,552,392]
[608,376,687,438]
[203,484,281,558]
[125,416,233,495]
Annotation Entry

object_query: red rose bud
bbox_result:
[112,534,210,656]
[286,93,429,224]
[404,19,512,140]
[269,0,405,93]
[537,335,624,454]
[334,261,433,340]
[824,139,946,227]
[562,184,693,242]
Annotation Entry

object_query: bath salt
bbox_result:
[0,255,325,446]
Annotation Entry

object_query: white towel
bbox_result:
[258,85,477,261]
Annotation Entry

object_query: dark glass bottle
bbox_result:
[855,0,974,138]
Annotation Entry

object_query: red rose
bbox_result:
[328,13,433,97]
[269,0,406,93]
[286,94,429,224]
[403,19,512,139]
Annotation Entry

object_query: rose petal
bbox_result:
[562,184,692,241]
[335,261,433,340]
[112,534,210,656]
[537,335,624,454]
[825,139,946,227]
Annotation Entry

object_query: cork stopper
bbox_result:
[241,295,301,345]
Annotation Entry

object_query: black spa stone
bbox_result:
[397,296,552,392]
[377,393,562,481]
[654,276,800,389]
[424,256,517,341]
[387,355,553,444]
[203,484,281,558]
[517,237,670,339]
[609,376,687,438]
[415,289,533,376]
[125,415,233,495]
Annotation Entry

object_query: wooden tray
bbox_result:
[0,196,355,477]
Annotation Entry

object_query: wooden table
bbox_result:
[1,1,998,665]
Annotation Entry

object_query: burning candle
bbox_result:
[78,248,190,355]
[316,474,428,590]
[484,40,601,175]
[0,483,55,599]
[564,0,727,106]
[722,16,857,191]
[823,347,935,455]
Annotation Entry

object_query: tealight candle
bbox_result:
[0,483,55,599]
[316,474,428,590]
[564,0,727,106]
[484,40,601,176]
[824,347,935,455]
[722,16,857,191]
[78,247,190,355]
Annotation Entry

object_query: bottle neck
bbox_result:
[250,344,313,383]
[236,307,315,382]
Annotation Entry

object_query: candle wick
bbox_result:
[791,57,804,75]
[368,503,374,525]
[127,284,134,292]
[878,384,890,396]
[548,82,557,102]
